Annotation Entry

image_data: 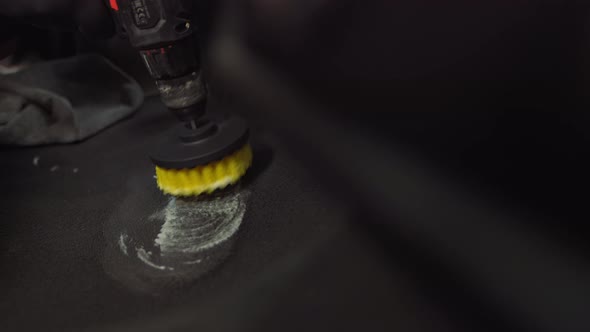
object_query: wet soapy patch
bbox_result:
[103,171,249,294]
[121,190,247,273]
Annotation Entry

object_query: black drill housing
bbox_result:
[107,0,205,123]
[106,0,250,171]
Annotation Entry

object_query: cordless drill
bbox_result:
[106,0,252,196]
[107,0,204,125]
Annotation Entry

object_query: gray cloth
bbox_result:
[0,54,144,145]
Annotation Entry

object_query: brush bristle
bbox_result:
[155,144,253,197]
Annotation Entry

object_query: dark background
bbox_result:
[3,0,590,331]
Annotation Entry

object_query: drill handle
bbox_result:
[105,0,194,49]
[104,0,128,39]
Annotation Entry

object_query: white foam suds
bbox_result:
[155,191,247,257]
[136,247,173,271]
[184,259,202,265]
[117,189,248,274]
[118,234,129,256]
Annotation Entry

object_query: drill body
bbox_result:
[107,0,205,125]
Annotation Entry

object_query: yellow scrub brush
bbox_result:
[150,116,252,197]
